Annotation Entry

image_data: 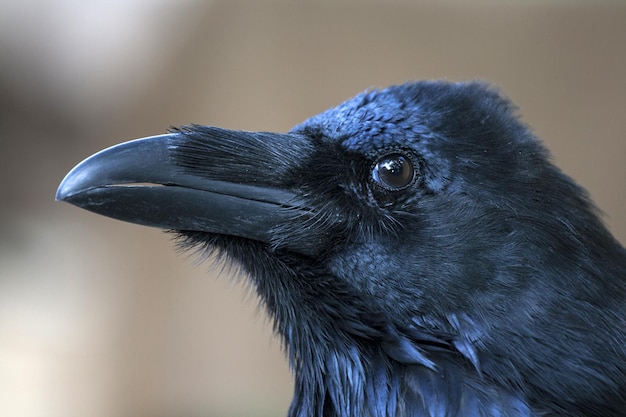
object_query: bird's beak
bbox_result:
[56,129,315,252]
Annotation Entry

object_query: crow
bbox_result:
[56,81,626,417]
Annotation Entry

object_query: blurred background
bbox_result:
[1,1,625,416]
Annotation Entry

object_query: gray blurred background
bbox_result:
[1,1,625,416]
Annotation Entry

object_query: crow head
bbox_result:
[57,81,626,416]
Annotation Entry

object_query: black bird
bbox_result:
[56,81,626,417]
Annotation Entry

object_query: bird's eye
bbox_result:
[371,153,416,191]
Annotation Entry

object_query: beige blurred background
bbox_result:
[1,1,625,416]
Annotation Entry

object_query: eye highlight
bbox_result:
[371,153,416,191]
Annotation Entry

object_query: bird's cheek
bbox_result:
[327,242,401,294]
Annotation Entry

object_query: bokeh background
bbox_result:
[1,1,625,416]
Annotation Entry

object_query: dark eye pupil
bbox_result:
[372,153,414,190]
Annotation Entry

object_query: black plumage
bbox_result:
[57,81,626,416]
